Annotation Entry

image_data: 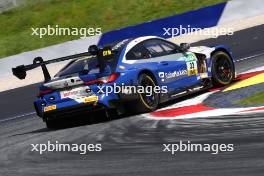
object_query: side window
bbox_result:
[143,39,179,58]
[160,41,179,54]
[143,40,165,57]
[126,44,151,60]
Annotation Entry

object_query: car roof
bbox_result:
[109,36,163,51]
[124,36,164,52]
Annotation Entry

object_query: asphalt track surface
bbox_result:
[0,25,264,176]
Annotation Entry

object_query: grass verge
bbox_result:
[239,91,264,105]
[0,0,225,58]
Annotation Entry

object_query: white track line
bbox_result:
[145,106,264,120]
[156,91,217,111]
[241,66,264,74]
[236,52,264,62]
[0,112,36,124]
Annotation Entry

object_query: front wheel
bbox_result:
[211,51,235,86]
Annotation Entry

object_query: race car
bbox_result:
[12,36,235,128]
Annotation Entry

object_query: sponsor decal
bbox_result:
[158,72,165,82]
[166,70,187,78]
[185,55,198,76]
[102,50,112,56]
[60,86,93,99]
[185,53,196,62]
[200,73,208,79]
[84,96,98,103]
[159,70,187,81]
[186,61,198,76]
[62,90,79,97]
[44,105,57,112]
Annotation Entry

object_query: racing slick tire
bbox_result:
[131,73,159,113]
[45,119,59,129]
[211,51,235,86]
[105,108,119,119]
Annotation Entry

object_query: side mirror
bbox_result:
[180,43,190,52]
[88,45,99,55]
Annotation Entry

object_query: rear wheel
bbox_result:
[105,108,119,119]
[211,51,235,86]
[132,74,159,113]
[45,118,59,129]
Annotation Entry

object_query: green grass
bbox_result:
[0,0,225,58]
[239,91,264,105]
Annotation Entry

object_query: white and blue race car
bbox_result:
[12,36,235,128]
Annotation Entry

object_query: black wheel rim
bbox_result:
[215,55,233,83]
[139,77,157,108]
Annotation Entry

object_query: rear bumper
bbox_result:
[34,87,138,120]
[42,102,106,121]
[35,96,134,121]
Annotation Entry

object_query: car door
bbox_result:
[142,39,199,93]
[125,42,178,92]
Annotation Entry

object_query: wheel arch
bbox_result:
[211,45,235,62]
[210,45,236,72]
[137,69,159,84]
[210,45,236,85]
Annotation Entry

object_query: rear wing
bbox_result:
[12,45,114,83]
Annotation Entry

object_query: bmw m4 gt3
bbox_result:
[12,36,235,128]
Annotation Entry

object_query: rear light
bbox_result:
[38,88,54,97]
[98,72,120,83]
[84,72,120,85]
